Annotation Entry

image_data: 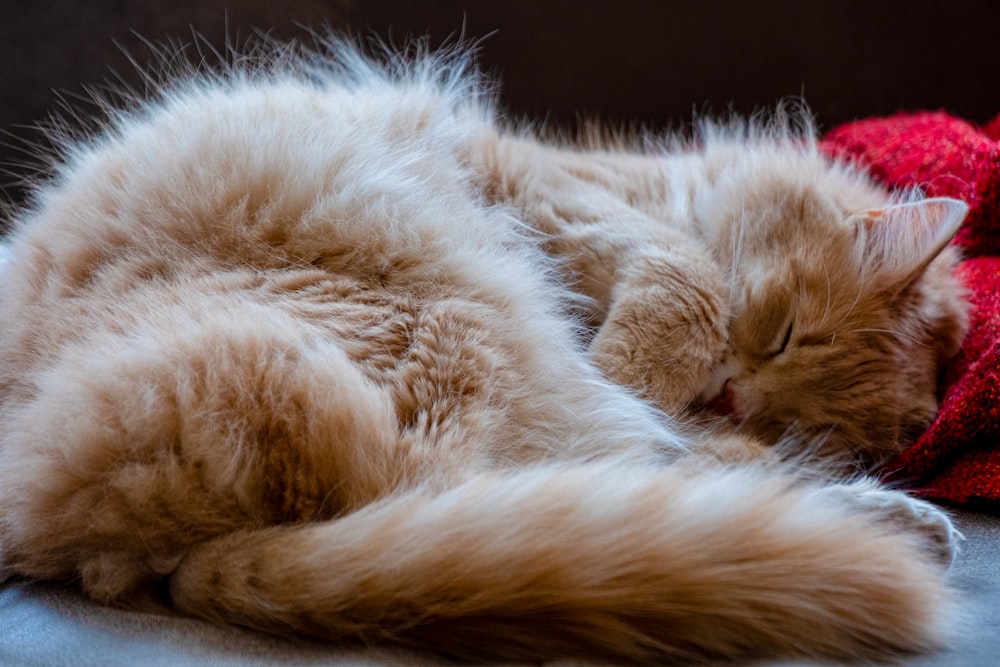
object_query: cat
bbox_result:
[0,38,969,664]
[468,119,969,467]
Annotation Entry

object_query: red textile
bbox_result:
[823,112,1000,505]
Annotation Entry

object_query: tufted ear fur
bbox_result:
[851,197,968,292]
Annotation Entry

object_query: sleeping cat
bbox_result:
[469,121,968,465]
[0,39,969,664]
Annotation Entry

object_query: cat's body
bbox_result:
[0,43,970,663]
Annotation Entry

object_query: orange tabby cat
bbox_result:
[469,121,968,465]
[0,41,967,663]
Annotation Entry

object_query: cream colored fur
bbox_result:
[0,41,969,663]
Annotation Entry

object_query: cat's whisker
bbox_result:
[819,261,834,328]
[827,275,868,335]
[848,327,931,349]
[726,206,748,310]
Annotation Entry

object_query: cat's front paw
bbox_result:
[823,483,961,567]
[591,274,728,415]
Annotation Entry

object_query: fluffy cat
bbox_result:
[0,39,969,664]
[470,120,968,466]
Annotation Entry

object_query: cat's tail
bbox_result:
[168,460,957,664]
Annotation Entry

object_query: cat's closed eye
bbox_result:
[766,318,794,359]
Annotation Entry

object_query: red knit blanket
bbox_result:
[823,112,1000,505]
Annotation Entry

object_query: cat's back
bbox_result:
[13,61,500,277]
[0,53,585,433]
[0,54,547,366]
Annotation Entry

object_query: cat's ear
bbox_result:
[850,197,968,291]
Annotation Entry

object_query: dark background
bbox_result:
[2,0,999,209]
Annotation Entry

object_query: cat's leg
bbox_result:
[0,297,402,604]
[589,245,731,414]
[815,480,961,566]
[467,134,730,414]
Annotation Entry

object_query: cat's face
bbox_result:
[696,165,968,466]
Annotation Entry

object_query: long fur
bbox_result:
[0,36,968,664]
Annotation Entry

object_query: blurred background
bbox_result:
[2,0,999,209]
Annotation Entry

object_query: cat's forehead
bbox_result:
[734,236,879,335]
[740,247,868,304]
[722,192,859,273]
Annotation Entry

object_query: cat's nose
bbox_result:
[705,380,737,419]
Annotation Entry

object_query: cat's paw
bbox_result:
[824,483,961,567]
[591,272,728,415]
[860,488,961,567]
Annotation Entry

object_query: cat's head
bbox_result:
[695,145,969,467]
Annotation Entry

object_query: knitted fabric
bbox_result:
[823,112,1000,504]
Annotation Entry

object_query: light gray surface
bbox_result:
[1,509,997,666]
[910,509,1000,667]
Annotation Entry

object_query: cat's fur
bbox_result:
[0,40,970,663]
[471,125,968,464]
